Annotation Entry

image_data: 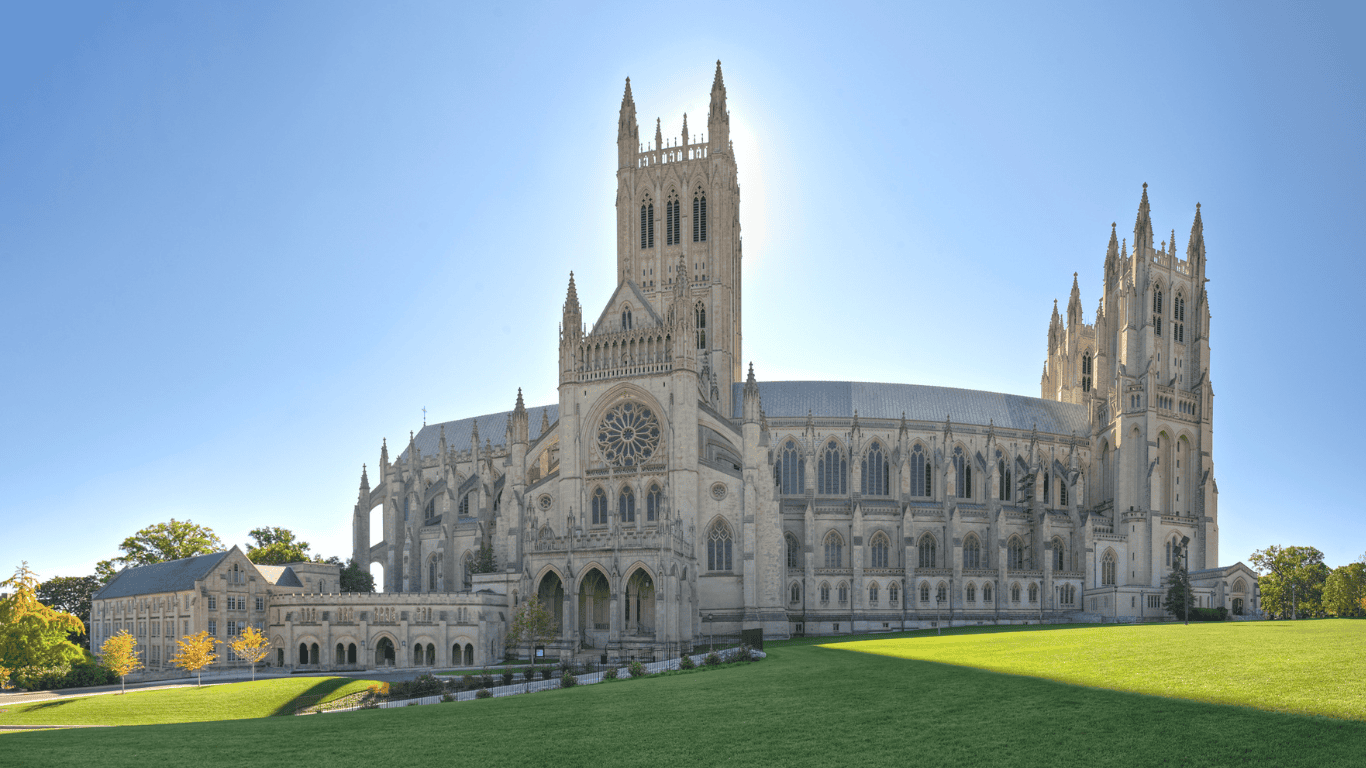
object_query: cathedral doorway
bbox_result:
[578,568,610,648]
[537,571,566,634]
[624,568,655,636]
[375,637,396,667]
[348,643,357,664]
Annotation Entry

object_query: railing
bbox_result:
[636,142,708,167]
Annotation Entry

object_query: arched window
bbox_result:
[1029,584,1039,603]
[693,192,707,242]
[1174,293,1186,343]
[818,441,847,495]
[591,487,608,525]
[786,533,802,569]
[1082,351,1093,392]
[1008,537,1025,570]
[869,582,879,603]
[428,560,436,592]
[1052,538,1066,571]
[621,306,632,330]
[966,583,976,602]
[838,583,849,604]
[911,444,930,497]
[998,451,1013,502]
[619,486,635,523]
[824,531,844,569]
[918,534,936,569]
[1059,477,1068,507]
[695,302,706,349]
[983,583,993,603]
[665,199,675,245]
[889,582,899,605]
[1011,583,1021,603]
[708,520,733,571]
[862,442,889,496]
[953,447,972,498]
[1152,286,1163,335]
[1102,550,1117,585]
[935,583,947,603]
[790,583,801,604]
[870,532,889,569]
[963,534,982,569]
[458,494,469,517]
[819,582,830,603]
[646,484,661,522]
[462,552,474,590]
[920,582,930,603]
[1042,471,1051,504]
[777,440,805,495]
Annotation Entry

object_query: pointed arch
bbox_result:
[1051,536,1066,571]
[461,550,474,590]
[919,581,931,603]
[618,484,636,523]
[785,531,802,569]
[1101,548,1117,585]
[869,531,891,569]
[818,438,848,495]
[953,445,973,498]
[706,517,733,572]
[966,581,976,602]
[910,442,931,497]
[789,581,801,604]
[862,440,890,496]
[646,482,662,522]
[591,485,608,525]
[963,532,983,569]
[776,438,805,495]
[917,533,937,569]
[996,449,1013,502]
[1082,349,1093,392]
[823,530,844,569]
[693,185,708,243]
[1010,582,1022,603]
[1007,536,1025,571]
[818,581,831,604]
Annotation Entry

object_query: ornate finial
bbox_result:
[516,388,525,409]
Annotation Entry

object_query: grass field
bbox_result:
[3,621,1364,768]
[0,676,380,727]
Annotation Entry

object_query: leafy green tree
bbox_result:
[109,519,223,571]
[505,596,557,670]
[471,543,497,574]
[0,563,85,671]
[339,558,375,593]
[1250,546,1328,619]
[1162,561,1194,620]
[246,527,314,565]
[1323,562,1366,618]
[36,575,102,647]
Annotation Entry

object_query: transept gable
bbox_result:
[589,279,662,336]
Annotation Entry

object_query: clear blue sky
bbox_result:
[3,2,1363,583]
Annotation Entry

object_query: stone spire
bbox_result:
[681,112,689,145]
[1067,272,1083,327]
[708,60,729,151]
[1133,182,1153,256]
[618,77,638,169]
[742,362,761,423]
[360,464,369,492]
[541,408,551,436]
[1187,202,1205,276]
[380,437,389,470]
[655,117,663,151]
[510,388,529,445]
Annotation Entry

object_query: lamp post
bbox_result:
[706,613,714,652]
[1180,536,1191,626]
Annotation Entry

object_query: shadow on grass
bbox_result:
[271,678,366,717]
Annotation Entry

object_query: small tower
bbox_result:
[559,272,582,383]
[708,60,729,151]
[617,78,638,170]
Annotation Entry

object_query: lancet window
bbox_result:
[646,484,661,522]
[818,441,847,495]
[911,444,930,497]
[693,191,707,242]
[1153,286,1163,335]
[619,486,635,523]
[640,199,654,249]
[997,451,1013,502]
[707,520,733,572]
[918,534,936,569]
[776,440,805,495]
[870,532,890,569]
[1007,536,1025,570]
[953,447,972,498]
[1082,351,1093,392]
[786,533,802,568]
[1174,293,1186,343]
[1102,550,1117,585]
[591,487,608,526]
[695,302,706,349]
[824,531,844,569]
[862,442,889,496]
[963,534,982,569]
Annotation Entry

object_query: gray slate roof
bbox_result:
[735,381,1089,436]
[399,403,560,463]
[94,551,228,601]
[255,565,303,588]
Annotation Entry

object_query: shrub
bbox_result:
[478,674,494,689]
[704,652,721,667]
[523,667,536,682]
[541,667,553,680]
[680,655,696,670]
[11,664,116,691]
[604,666,618,680]
[733,643,759,662]
[440,693,454,703]
[628,660,646,678]
[501,669,515,686]
[475,687,493,699]
[560,672,578,688]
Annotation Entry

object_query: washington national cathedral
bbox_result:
[90,63,1262,673]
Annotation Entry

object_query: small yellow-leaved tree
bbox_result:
[227,626,271,682]
[171,630,218,687]
[0,665,13,691]
[100,630,142,694]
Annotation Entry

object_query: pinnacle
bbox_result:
[515,388,525,410]
[623,76,633,103]
[746,361,756,383]
[713,59,724,89]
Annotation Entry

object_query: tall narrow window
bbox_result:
[1082,352,1092,392]
[673,197,681,245]
[918,534,936,569]
[870,533,889,569]
[695,302,706,349]
[997,452,1012,502]
[1043,472,1051,504]
[862,442,889,496]
[694,194,707,242]
[1052,537,1065,571]
[1174,293,1186,343]
[707,521,733,571]
[621,307,632,330]
[665,199,675,245]
[1008,537,1025,570]
[618,486,635,523]
[953,447,972,498]
[591,487,608,525]
[818,441,847,495]
[1152,287,1163,336]
[963,535,981,569]
[646,484,661,522]
[1102,550,1117,585]
[911,444,930,497]
[786,533,801,568]
[641,204,647,249]
[777,440,805,495]
[1059,477,1068,507]
[824,531,843,569]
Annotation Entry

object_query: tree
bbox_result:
[99,630,141,694]
[505,596,557,673]
[226,626,271,682]
[0,665,12,691]
[246,527,314,566]
[1323,562,1366,618]
[340,558,375,593]
[0,563,85,671]
[1250,546,1329,619]
[170,630,218,686]
[1162,561,1194,621]
[471,543,497,574]
[37,575,102,647]
[109,519,223,571]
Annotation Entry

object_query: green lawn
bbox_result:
[0,676,380,727]
[4,621,1364,768]
[829,619,1366,720]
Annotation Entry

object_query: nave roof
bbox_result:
[399,403,560,463]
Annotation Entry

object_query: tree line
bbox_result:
[1248,546,1366,620]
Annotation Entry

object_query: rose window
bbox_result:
[597,402,661,466]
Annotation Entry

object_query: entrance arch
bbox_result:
[537,570,566,633]
[578,568,610,647]
[375,637,396,667]
[624,567,655,636]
